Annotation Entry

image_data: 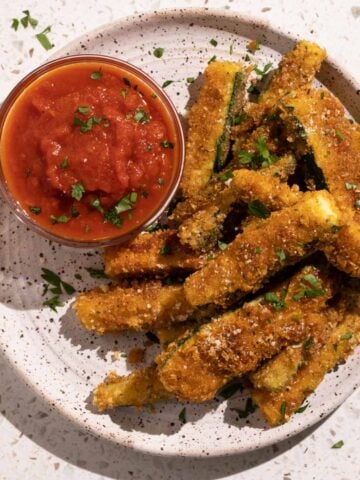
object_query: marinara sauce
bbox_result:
[0,59,182,243]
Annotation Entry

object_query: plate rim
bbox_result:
[2,6,359,458]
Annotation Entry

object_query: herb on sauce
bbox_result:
[255,136,278,167]
[71,183,85,201]
[35,26,53,51]
[153,47,164,58]
[70,205,79,218]
[133,110,149,123]
[29,206,41,215]
[20,10,38,28]
[160,140,174,148]
[121,89,128,98]
[76,106,91,114]
[157,177,165,185]
[90,70,103,80]
[162,80,173,88]
[59,156,69,169]
[248,200,271,219]
[85,267,108,279]
[90,198,104,213]
[178,407,187,424]
[50,214,70,224]
[114,192,137,214]
[104,209,122,228]
[210,38,218,47]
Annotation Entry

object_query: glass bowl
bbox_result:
[0,55,185,248]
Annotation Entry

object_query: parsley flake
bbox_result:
[280,401,287,418]
[340,331,353,340]
[76,106,91,114]
[50,214,70,224]
[335,129,344,141]
[303,336,314,350]
[208,55,217,64]
[29,206,41,215]
[90,198,104,214]
[295,402,309,414]
[43,296,64,312]
[90,70,103,80]
[210,38,218,47]
[153,47,164,58]
[71,183,85,201]
[218,170,234,182]
[160,140,174,149]
[60,156,69,169]
[162,80,173,88]
[264,290,288,311]
[85,267,108,279]
[11,18,20,31]
[35,26,53,51]
[254,62,273,78]
[178,407,187,424]
[248,200,271,219]
[345,181,357,190]
[186,77,195,84]
[218,241,228,251]
[331,440,344,449]
[133,110,149,123]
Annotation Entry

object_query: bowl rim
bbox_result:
[0,54,185,248]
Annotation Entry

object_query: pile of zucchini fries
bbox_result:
[74,41,360,426]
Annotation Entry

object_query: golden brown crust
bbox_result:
[74,281,192,334]
[157,266,336,402]
[103,230,207,277]
[184,191,341,307]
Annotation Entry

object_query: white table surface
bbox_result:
[0,0,359,479]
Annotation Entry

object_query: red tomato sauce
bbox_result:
[1,61,180,241]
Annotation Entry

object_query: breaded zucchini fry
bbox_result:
[181,62,247,198]
[279,88,360,276]
[184,191,341,307]
[157,266,337,402]
[177,165,301,252]
[250,344,305,392]
[74,281,192,334]
[93,367,171,410]
[251,304,360,425]
[104,230,207,278]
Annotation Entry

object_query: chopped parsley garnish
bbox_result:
[59,156,69,169]
[178,407,187,424]
[345,181,357,190]
[71,183,85,201]
[280,401,287,418]
[160,244,172,255]
[153,47,164,58]
[331,440,344,449]
[295,402,309,414]
[35,26,53,51]
[160,140,174,148]
[355,199,360,209]
[90,70,103,80]
[264,290,288,311]
[43,296,64,312]
[231,398,257,418]
[210,38,218,47]
[248,200,271,219]
[73,115,107,133]
[104,208,122,228]
[145,222,160,233]
[76,106,91,114]
[19,10,38,29]
[11,18,20,31]
[186,77,195,84]
[90,197,104,213]
[218,380,243,399]
[247,39,260,53]
[254,246,262,254]
[50,214,70,224]
[157,177,165,185]
[70,205,79,218]
[275,247,286,261]
[238,151,254,165]
[292,274,325,301]
[232,112,247,125]
[335,129,344,141]
[238,136,277,169]
[162,80,173,88]
[41,268,75,295]
[85,267,108,279]
[340,331,353,340]
[303,336,314,350]
[229,42,234,55]
[208,55,217,64]
[112,192,138,214]
[121,89,128,98]
[218,241,228,251]
[133,110,149,123]
[254,62,273,78]
[218,170,234,182]
[244,54,251,62]
[29,206,41,215]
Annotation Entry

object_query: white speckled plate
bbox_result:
[1,8,359,457]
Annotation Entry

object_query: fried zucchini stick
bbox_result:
[157,265,336,402]
[177,164,301,252]
[94,368,171,410]
[184,191,341,307]
[103,230,207,278]
[74,281,192,334]
[251,303,360,425]
[181,62,247,198]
